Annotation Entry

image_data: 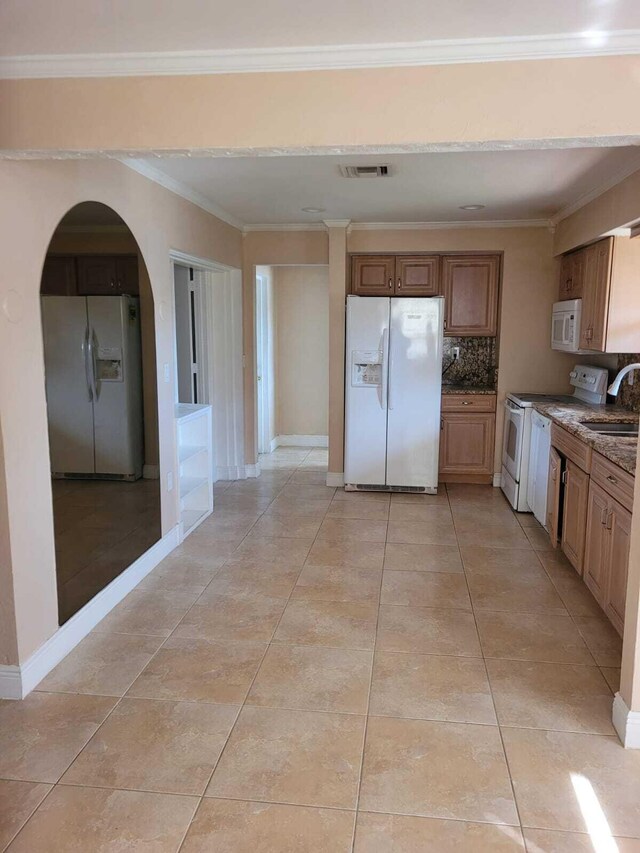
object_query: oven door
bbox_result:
[502,399,525,483]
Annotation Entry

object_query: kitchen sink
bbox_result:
[580,421,639,436]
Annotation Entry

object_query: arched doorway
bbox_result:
[40,202,161,623]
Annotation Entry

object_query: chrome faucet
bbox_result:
[608,363,640,395]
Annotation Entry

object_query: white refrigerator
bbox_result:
[344,296,444,493]
[41,295,144,480]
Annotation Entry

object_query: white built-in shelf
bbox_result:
[179,444,208,465]
[175,404,213,540]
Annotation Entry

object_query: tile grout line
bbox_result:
[175,448,336,851]
[449,490,526,836]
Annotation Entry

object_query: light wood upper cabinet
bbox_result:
[351,255,395,295]
[559,235,640,353]
[547,446,562,549]
[558,249,585,300]
[441,254,500,336]
[395,256,440,295]
[351,254,440,296]
[439,410,495,484]
[561,459,589,574]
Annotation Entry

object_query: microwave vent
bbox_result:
[339,164,391,178]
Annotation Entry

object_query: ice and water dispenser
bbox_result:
[351,350,383,387]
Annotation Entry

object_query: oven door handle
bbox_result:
[504,400,524,417]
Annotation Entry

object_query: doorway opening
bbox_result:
[40,202,161,624]
[255,265,330,464]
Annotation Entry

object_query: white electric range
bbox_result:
[501,365,609,512]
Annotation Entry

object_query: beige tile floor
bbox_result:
[2,445,639,851]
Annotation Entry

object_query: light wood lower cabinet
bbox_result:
[561,459,590,574]
[439,411,495,484]
[584,480,631,636]
[546,447,562,548]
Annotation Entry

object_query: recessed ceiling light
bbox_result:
[459,204,486,211]
[301,207,326,213]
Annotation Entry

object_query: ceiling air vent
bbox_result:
[339,164,391,178]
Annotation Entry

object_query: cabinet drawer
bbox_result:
[441,394,496,412]
[591,452,634,512]
[551,424,591,473]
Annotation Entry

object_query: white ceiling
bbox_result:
[130,146,640,227]
[2,0,639,56]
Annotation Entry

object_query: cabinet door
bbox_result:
[546,447,562,548]
[439,412,494,482]
[115,256,139,295]
[441,254,500,336]
[351,255,395,295]
[77,256,119,295]
[559,250,585,300]
[606,499,631,636]
[580,238,612,351]
[558,254,573,300]
[40,255,77,295]
[583,481,611,605]
[561,459,589,574]
[396,255,439,296]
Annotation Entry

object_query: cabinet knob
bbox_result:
[606,474,618,485]
[461,401,472,406]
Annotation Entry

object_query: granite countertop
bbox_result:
[531,401,638,476]
[441,385,497,395]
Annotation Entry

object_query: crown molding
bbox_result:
[120,158,244,230]
[349,219,552,230]
[550,153,640,226]
[243,223,326,232]
[2,30,640,79]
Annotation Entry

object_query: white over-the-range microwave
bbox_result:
[551,298,589,353]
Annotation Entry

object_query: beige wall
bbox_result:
[2,56,640,153]
[47,229,159,468]
[243,230,329,463]
[273,266,329,437]
[0,158,242,665]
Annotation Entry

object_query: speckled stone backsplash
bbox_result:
[616,354,640,413]
[442,337,497,389]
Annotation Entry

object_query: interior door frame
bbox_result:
[255,270,273,455]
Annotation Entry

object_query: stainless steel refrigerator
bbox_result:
[41,295,144,480]
[344,295,444,493]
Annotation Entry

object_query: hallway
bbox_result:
[0,447,638,851]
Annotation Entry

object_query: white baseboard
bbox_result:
[245,463,261,478]
[216,464,261,481]
[326,472,345,487]
[493,473,502,487]
[269,437,279,453]
[143,464,160,480]
[613,693,640,748]
[272,434,329,448]
[0,526,179,700]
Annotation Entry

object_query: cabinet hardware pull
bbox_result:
[397,278,402,289]
[110,280,115,288]
[388,278,393,289]
[443,320,447,330]
[461,401,472,406]
[561,470,568,485]
[440,418,444,430]
[601,506,608,526]
[605,511,613,530]
[606,474,618,484]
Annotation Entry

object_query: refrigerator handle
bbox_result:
[88,327,99,400]
[387,325,394,410]
[82,326,93,402]
[381,327,389,411]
